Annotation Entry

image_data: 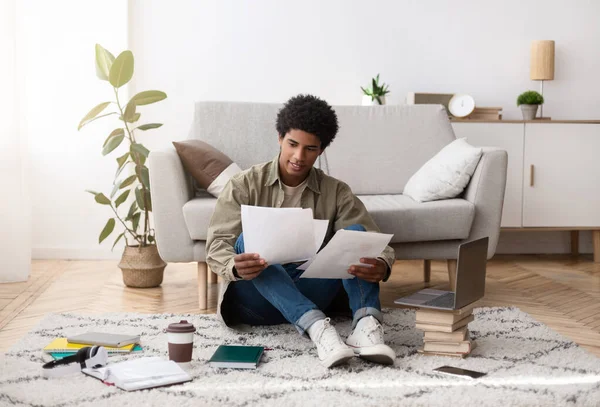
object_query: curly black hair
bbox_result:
[276,94,339,149]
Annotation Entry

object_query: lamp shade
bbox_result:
[530,40,555,80]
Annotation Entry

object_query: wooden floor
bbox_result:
[1,255,600,356]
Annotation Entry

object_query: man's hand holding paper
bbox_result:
[240,205,328,266]
[348,257,388,283]
[299,229,393,280]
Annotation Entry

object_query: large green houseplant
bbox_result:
[78,44,168,288]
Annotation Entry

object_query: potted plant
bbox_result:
[517,90,544,120]
[361,74,390,105]
[78,44,168,288]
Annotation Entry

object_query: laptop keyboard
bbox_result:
[422,292,455,308]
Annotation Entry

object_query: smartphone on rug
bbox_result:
[433,365,486,379]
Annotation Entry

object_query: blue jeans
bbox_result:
[226,224,382,335]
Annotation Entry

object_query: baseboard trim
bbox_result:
[34,231,594,260]
[33,247,122,260]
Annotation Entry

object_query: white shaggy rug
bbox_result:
[1,307,599,407]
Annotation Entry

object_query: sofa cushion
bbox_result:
[173,140,242,197]
[184,194,474,242]
[403,138,482,202]
[357,195,475,243]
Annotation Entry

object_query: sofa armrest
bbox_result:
[463,147,508,258]
[149,149,196,262]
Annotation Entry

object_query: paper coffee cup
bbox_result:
[166,320,195,363]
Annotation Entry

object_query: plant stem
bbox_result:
[114,88,134,143]
[114,87,150,246]
[109,202,142,244]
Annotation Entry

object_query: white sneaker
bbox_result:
[346,316,395,365]
[309,318,355,368]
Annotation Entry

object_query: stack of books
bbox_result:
[466,107,503,121]
[43,338,143,360]
[415,303,477,357]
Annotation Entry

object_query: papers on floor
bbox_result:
[240,205,392,279]
[82,357,191,391]
[299,229,393,279]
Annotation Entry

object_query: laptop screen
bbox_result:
[454,237,488,309]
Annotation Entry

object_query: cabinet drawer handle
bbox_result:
[530,164,534,187]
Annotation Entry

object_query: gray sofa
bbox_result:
[149,102,508,310]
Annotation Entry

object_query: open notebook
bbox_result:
[82,357,191,391]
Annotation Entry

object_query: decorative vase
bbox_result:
[118,245,166,288]
[362,95,386,106]
[520,104,538,120]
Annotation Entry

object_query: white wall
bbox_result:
[30,0,600,258]
[0,0,31,281]
[19,0,128,259]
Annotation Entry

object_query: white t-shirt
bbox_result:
[281,179,308,208]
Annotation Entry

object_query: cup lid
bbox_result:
[166,320,195,333]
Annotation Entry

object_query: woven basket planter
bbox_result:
[118,245,166,288]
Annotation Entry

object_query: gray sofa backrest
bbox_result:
[188,101,282,171]
[327,104,455,194]
[188,101,455,195]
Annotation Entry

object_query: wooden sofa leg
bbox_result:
[593,230,600,263]
[423,260,431,283]
[198,261,208,310]
[570,231,579,256]
[447,259,457,292]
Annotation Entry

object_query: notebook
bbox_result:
[50,344,143,360]
[67,332,140,347]
[82,357,192,391]
[208,345,264,369]
[44,338,136,354]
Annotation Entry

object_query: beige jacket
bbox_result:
[206,155,395,323]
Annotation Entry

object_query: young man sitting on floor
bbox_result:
[206,94,396,368]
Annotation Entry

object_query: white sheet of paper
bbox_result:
[312,219,329,252]
[297,219,329,270]
[300,229,393,279]
[241,205,316,265]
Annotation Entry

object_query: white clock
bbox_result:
[448,94,475,118]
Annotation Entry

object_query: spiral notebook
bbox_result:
[82,357,192,391]
[49,344,143,360]
[43,338,136,354]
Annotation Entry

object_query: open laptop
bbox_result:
[394,237,488,311]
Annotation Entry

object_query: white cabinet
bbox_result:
[523,124,600,227]
[451,122,524,227]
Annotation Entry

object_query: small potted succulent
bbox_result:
[361,74,390,105]
[517,90,544,120]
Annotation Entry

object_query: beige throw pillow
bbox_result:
[172,140,242,197]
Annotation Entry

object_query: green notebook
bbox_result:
[208,345,264,369]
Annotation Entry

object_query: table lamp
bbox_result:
[530,40,555,119]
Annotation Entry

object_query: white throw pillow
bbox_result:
[403,138,482,203]
[206,162,242,197]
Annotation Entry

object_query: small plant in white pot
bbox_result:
[78,44,168,288]
[517,90,544,120]
[361,74,390,105]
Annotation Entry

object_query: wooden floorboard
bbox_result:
[0,255,599,357]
